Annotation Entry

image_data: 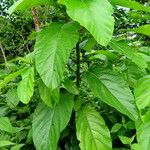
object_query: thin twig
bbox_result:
[76,42,80,87]
[31,7,40,32]
[0,43,7,64]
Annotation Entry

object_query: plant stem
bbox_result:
[31,7,40,32]
[76,42,80,87]
[0,43,7,65]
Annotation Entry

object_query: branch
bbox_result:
[0,43,7,65]
[31,7,40,32]
[76,42,80,87]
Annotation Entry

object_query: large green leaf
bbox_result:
[84,66,139,121]
[17,67,34,104]
[109,0,150,12]
[59,0,114,46]
[32,93,74,150]
[8,0,53,14]
[76,107,112,150]
[134,75,150,110]
[34,22,79,90]
[128,25,150,36]
[38,80,60,107]
[136,111,150,150]
[109,40,148,70]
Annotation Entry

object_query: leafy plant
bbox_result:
[0,0,150,149]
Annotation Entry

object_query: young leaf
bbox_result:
[128,25,150,37]
[34,22,79,90]
[17,67,34,104]
[80,38,97,52]
[134,75,150,110]
[84,66,139,121]
[0,117,14,133]
[111,123,122,133]
[8,0,54,14]
[109,40,148,70]
[59,0,114,46]
[63,78,79,95]
[38,80,60,107]
[32,93,74,150]
[76,107,112,150]
[109,0,150,13]
[119,136,131,145]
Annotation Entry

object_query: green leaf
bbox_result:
[76,107,112,150]
[0,117,14,133]
[0,106,8,117]
[60,0,114,46]
[131,144,142,150]
[111,123,122,133]
[32,93,74,150]
[0,68,26,89]
[84,66,139,121]
[6,89,19,109]
[81,38,97,52]
[38,80,60,107]
[8,0,53,14]
[0,141,15,147]
[109,40,148,70]
[34,22,79,90]
[63,78,79,95]
[128,25,150,36]
[17,67,34,104]
[136,111,150,150]
[134,75,150,110]
[109,0,150,12]
[119,136,131,145]
[10,144,24,150]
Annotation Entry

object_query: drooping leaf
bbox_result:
[109,40,148,70]
[0,117,14,133]
[10,144,24,150]
[32,93,74,150]
[76,107,112,150]
[134,75,150,110]
[6,88,20,109]
[34,22,79,90]
[17,67,34,104]
[63,78,79,95]
[0,68,26,89]
[59,0,114,46]
[136,111,150,150]
[128,25,150,36]
[84,66,139,121]
[38,80,60,107]
[109,0,150,13]
[8,0,54,14]
[0,141,15,148]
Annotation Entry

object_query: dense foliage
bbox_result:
[0,0,150,149]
